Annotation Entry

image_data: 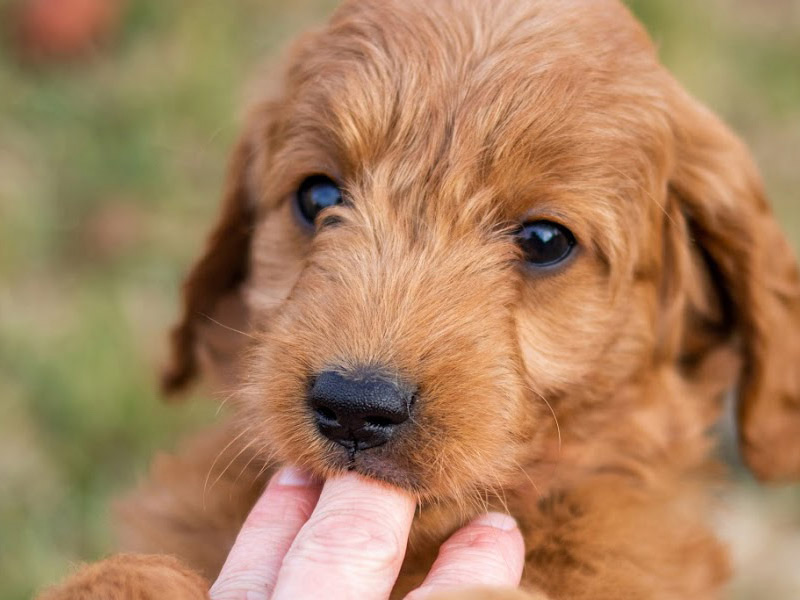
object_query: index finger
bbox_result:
[271,472,416,600]
[210,467,322,600]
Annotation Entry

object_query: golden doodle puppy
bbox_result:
[42,0,800,598]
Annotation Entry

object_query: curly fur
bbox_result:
[40,1,800,598]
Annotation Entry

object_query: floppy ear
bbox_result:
[161,134,257,395]
[669,84,800,481]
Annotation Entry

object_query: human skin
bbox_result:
[209,468,525,600]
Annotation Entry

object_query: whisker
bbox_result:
[202,426,252,508]
[254,450,280,481]
[490,473,511,516]
[208,436,260,497]
[531,387,562,456]
[607,164,679,229]
[511,456,542,498]
[213,388,241,416]
[234,439,273,486]
[199,312,256,340]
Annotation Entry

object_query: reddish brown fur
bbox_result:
[41,0,800,598]
[38,554,209,600]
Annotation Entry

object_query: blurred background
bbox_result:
[0,0,798,598]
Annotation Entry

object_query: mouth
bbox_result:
[331,447,424,493]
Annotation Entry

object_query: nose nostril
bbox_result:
[314,406,337,423]
[364,416,398,428]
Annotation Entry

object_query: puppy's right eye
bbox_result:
[295,175,343,225]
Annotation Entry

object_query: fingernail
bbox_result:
[473,512,518,531]
[274,466,313,487]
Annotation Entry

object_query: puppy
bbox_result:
[42,0,800,598]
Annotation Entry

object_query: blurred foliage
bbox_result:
[0,1,798,599]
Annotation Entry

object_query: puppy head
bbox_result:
[164,0,800,503]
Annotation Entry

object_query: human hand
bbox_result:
[209,468,525,600]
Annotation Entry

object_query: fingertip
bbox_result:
[470,512,519,532]
[271,466,317,488]
[244,466,321,518]
[321,471,417,514]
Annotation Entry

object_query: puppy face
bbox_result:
[165,0,800,505]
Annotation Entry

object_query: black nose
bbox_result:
[309,369,414,450]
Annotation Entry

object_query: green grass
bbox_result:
[0,1,798,598]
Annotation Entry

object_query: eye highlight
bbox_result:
[516,220,576,266]
[295,175,343,225]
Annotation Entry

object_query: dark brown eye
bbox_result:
[296,175,343,225]
[516,220,576,266]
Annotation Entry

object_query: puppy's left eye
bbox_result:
[516,220,576,266]
[296,175,343,225]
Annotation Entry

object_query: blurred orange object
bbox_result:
[13,0,123,61]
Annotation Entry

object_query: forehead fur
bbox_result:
[258,0,678,277]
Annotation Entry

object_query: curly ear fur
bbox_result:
[669,83,800,482]
[161,134,256,395]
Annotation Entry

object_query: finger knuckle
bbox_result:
[436,528,519,578]
[210,571,264,600]
[445,526,508,555]
[293,508,404,571]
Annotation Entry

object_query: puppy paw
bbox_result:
[37,553,209,600]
